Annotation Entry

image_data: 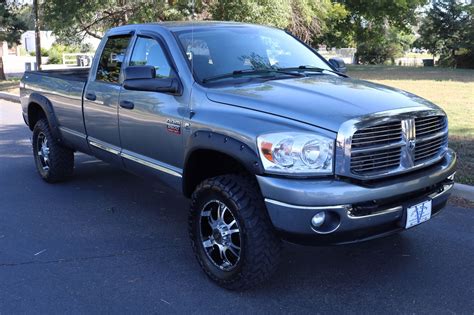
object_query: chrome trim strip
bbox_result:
[59,126,87,139]
[348,180,453,220]
[351,141,404,153]
[121,152,182,178]
[348,206,402,219]
[87,139,182,178]
[428,181,454,199]
[264,198,348,210]
[89,140,120,155]
[416,130,448,142]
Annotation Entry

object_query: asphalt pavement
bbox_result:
[1,100,473,314]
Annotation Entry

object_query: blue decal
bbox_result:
[415,203,427,224]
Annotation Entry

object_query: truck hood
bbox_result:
[206,75,439,132]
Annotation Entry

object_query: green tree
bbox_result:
[210,0,291,28]
[211,0,334,44]
[324,0,426,63]
[0,0,28,45]
[43,0,197,44]
[415,0,472,67]
[0,0,28,79]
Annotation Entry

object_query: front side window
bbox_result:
[177,26,331,82]
[96,35,131,83]
[129,37,172,78]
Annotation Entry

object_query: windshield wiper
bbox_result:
[202,68,305,83]
[277,65,345,76]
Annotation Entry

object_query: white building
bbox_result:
[21,31,56,52]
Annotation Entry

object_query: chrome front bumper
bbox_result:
[257,149,457,245]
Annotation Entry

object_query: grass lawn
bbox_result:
[0,79,20,94]
[348,65,474,185]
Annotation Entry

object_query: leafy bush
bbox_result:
[40,47,49,57]
[355,27,410,65]
[46,44,80,64]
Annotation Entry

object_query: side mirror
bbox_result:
[328,57,347,74]
[123,66,181,94]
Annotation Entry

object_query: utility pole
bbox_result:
[33,0,41,70]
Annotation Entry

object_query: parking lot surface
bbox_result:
[1,100,473,314]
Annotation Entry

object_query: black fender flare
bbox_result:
[27,93,62,140]
[183,131,265,193]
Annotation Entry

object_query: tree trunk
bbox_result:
[452,49,456,68]
[34,0,42,71]
[0,57,6,80]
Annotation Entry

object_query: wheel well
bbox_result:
[27,102,46,130]
[183,149,251,197]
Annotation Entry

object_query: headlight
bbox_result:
[257,132,334,175]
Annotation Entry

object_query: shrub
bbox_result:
[46,44,80,64]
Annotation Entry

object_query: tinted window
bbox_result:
[177,27,331,82]
[130,37,172,78]
[96,35,131,83]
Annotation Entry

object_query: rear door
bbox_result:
[83,34,132,163]
[118,34,186,188]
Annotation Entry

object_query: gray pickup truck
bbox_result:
[20,22,456,290]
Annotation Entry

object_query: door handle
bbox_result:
[85,93,96,101]
[119,100,134,110]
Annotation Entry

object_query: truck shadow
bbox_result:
[71,152,420,293]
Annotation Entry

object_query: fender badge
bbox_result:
[166,118,181,135]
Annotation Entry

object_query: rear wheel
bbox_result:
[189,174,281,290]
[32,119,74,182]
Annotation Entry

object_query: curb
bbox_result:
[0,92,20,103]
[452,183,474,202]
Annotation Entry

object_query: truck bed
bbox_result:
[21,68,91,152]
[24,68,90,82]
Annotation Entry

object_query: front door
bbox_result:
[83,35,132,163]
[118,35,186,188]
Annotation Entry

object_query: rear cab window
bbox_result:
[96,35,132,83]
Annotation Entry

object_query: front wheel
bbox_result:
[189,175,281,290]
[32,119,74,183]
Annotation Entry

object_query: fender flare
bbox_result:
[183,131,265,193]
[27,93,62,140]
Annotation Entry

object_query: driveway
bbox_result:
[1,100,473,314]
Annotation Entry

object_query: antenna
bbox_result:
[191,0,195,75]
[189,0,196,119]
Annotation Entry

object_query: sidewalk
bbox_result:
[0,92,20,103]
[453,183,474,202]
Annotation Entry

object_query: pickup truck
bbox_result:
[20,22,457,290]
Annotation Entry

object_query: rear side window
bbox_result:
[96,35,131,83]
[129,37,172,78]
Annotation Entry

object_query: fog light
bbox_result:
[311,212,326,228]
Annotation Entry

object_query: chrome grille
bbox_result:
[351,121,402,148]
[415,116,446,137]
[414,116,448,162]
[350,121,402,174]
[351,147,402,173]
[347,113,448,178]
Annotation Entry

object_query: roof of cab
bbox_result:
[107,21,272,34]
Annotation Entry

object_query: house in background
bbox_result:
[21,31,57,53]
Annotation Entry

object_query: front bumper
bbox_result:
[257,149,457,245]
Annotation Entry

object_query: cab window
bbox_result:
[129,37,172,78]
[96,35,131,83]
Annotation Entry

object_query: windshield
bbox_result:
[176,26,332,83]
